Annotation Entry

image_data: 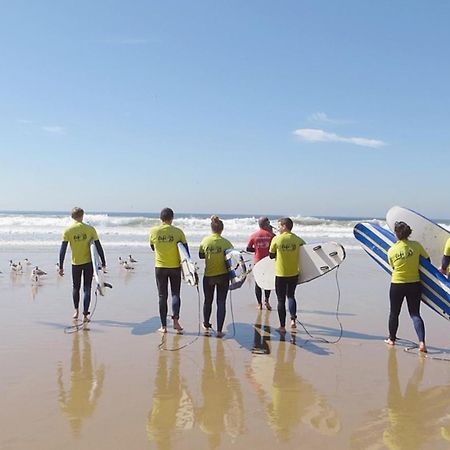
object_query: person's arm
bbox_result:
[94,240,106,267]
[269,239,276,259]
[59,241,68,275]
[246,237,255,253]
[440,255,450,274]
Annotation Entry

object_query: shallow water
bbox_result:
[1,249,450,449]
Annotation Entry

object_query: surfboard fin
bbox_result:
[313,245,322,251]
[320,266,330,271]
[104,282,113,289]
[329,251,338,257]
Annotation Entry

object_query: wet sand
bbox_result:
[1,248,450,449]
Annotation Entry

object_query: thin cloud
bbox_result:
[308,112,353,125]
[18,119,33,124]
[42,125,66,135]
[293,128,386,148]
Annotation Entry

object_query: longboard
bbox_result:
[252,242,346,291]
[177,242,198,286]
[386,206,450,267]
[90,241,111,296]
[225,249,248,290]
[353,222,450,321]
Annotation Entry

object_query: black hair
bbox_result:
[160,207,174,222]
[394,221,412,240]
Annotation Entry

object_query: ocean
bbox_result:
[0,210,413,251]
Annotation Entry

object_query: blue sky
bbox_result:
[1,1,449,218]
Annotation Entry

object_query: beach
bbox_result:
[2,243,450,450]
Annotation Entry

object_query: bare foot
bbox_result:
[158,326,168,334]
[257,304,263,310]
[265,301,272,311]
[216,331,225,338]
[384,338,395,346]
[72,310,79,319]
[173,320,183,334]
[419,342,427,353]
[290,320,297,329]
[277,327,286,334]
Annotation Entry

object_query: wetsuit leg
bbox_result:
[168,268,181,319]
[389,283,404,341]
[264,289,271,302]
[405,282,425,342]
[82,263,93,315]
[286,276,298,320]
[275,276,288,327]
[203,276,214,327]
[255,282,263,305]
[72,264,82,310]
[216,274,229,332]
[155,268,169,327]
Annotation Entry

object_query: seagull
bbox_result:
[23,258,32,266]
[10,260,23,273]
[32,266,47,276]
[129,254,138,263]
[119,257,134,270]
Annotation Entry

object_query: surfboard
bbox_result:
[252,242,346,291]
[177,242,198,286]
[225,249,248,290]
[353,222,450,321]
[90,241,110,296]
[386,206,450,267]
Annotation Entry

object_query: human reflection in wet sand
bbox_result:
[147,335,194,450]
[252,310,271,355]
[268,342,340,441]
[57,330,105,437]
[351,348,450,449]
[197,337,245,449]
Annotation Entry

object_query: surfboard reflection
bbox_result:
[147,335,194,450]
[196,338,245,448]
[351,348,450,449]
[57,331,105,437]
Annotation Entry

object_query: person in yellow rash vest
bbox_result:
[269,217,305,334]
[59,207,106,322]
[150,207,188,334]
[386,221,429,352]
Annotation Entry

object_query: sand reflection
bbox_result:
[147,335,194,450]
[57,331,105,436]
[247,314,341,442]
[351,348,450,449]
[197,338,245,448]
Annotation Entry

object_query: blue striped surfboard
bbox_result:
[353,222,450,321]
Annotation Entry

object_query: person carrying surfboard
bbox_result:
[58,207,106,322]
[199,215,233,338]
[150,207,188,334]
[439,237,450,279]
[386,221,429,352]
[269,217,305,333]
[247,216,275,311]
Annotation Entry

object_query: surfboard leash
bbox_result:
[158,285,202,352]
[295,266,344,344]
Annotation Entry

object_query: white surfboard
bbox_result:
[225,249,248,290]
[252,242,346,291]
[386,206,450,267]
[177,242,198,286]
[90,241,110,296]
[353,222,450,321]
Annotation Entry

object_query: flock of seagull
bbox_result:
[2,255,139,285]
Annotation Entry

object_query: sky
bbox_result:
[1,0,449,218]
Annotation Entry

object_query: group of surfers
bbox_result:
[58,207,450,349]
